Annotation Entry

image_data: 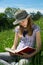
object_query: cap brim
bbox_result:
[13,14,31,25]
[13,20,21,25]
[26,14,31,18]
[13,20,19,25]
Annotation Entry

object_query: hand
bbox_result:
[9,49,16,56]
[20,52,31,58]
[9,52,15,56]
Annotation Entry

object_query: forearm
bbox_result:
[11,33,19,50]
[11,42,18,50]
[22,48,41,58]
[11,45,16,50]
[28,50,37,58]
[28,36,41,58]
[27,48,41,58]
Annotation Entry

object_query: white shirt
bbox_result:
[14,24,40,50]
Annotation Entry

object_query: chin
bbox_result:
[24,26,27,28]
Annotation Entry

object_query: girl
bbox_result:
[0,10,41,65]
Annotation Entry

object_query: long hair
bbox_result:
[19,16,33,36]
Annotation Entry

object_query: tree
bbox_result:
[30,11,42,20]
[4,7,20,18]
[0,13,8,31]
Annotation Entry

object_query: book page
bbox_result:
[5,46,35,54]
[5,48,17,53]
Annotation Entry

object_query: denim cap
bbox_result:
[13,10,31,25]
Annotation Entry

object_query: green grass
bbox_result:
[0,29,15,52]
[34,17,43,50]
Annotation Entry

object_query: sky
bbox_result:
[0,0,43,13]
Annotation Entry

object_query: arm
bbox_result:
[30,31,41,56]
[11,32,19,50]
[21,31,41,58]
[9,32,19,56]
[11,26,20,50]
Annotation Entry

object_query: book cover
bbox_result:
[5,46,36,55]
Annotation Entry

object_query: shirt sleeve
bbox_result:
[34,25,40,32]
[13,26,19,33]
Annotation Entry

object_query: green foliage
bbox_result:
[5,7,20,18]
[33,17,43,50]
[0,7,20,31]
[0,13,8,31]
[31,11,42,21]
[0,29,15,52]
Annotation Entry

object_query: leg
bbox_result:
[16,59,30,65]
[0,59,11,65]
[11,62,16,65]
[0,52,18,63]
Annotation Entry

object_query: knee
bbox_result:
[18,59,29,65]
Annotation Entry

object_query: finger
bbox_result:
[15,53,23,57]
[20,52,27,55]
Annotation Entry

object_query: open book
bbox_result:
[5,46,36,56]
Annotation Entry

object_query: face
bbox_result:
[19,18,28,28]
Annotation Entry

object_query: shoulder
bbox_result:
[15,25,20,30]
[14,25,20,33]
[32,24,40,32]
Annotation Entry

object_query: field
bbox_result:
[0,29,15,52]
[0,17,43,64]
